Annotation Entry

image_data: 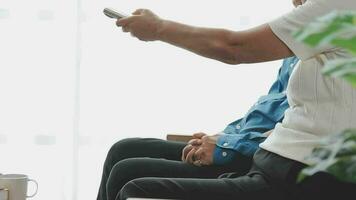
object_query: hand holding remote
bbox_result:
[103,8,127,19]
[115,9,164,42]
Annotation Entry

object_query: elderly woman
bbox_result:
[101,0,356,199]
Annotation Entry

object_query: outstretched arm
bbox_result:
[117,9,293,65]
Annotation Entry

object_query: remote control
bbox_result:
[103,8,127,19]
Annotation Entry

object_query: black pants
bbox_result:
[294,171,356,200]
[117,147,356,200]
[118,147,307,200]
[97,138,252,200]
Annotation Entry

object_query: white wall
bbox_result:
[0,0,293,199]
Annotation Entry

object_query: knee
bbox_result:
[118,178,149,200]
[106,159,146,200]
[106,138,141,163]
[107,158,142,184]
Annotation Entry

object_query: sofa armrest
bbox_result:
[166,134,193,143]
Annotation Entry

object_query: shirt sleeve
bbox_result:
[213,132,267,165]
[269,0,355,60]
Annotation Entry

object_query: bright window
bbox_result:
[0,0,293,199]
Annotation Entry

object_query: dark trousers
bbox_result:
[118,147,307,200]
[97,138,252,200]
[117,147,356,200]
[294,171,356,200]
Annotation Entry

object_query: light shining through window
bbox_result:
[0,0,293,199]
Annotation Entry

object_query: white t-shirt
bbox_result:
[259,0,356,165]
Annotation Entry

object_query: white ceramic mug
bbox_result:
[0,174,38,200]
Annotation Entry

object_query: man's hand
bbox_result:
[292,0,306,7]
[181,132,206,162]
[192,135,218,166]
[116,9,164,41]
[182,133,220,166]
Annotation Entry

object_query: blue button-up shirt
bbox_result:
[213,56,299,165]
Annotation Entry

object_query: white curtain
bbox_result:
[0,0,292,199]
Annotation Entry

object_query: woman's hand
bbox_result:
[116,9,164,41]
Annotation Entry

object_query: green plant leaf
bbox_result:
[294,11,356,50]
[331,35,356,55]
[321,58,356,87]
[298,130,356,184]
[326,156,356,183]
[344,74,356,87]
[336,141,356,157]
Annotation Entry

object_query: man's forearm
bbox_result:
[118,9,293,64]
[157,20,240,64]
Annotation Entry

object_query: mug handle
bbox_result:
[26,179,38,198]
[0,188,9,200]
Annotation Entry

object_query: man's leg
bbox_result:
[295,172,356,200]
[108,156,251,200]
[117,149,305,200]
[97,138,186,200]
[118,173,277,200]
[97,138,252,200]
